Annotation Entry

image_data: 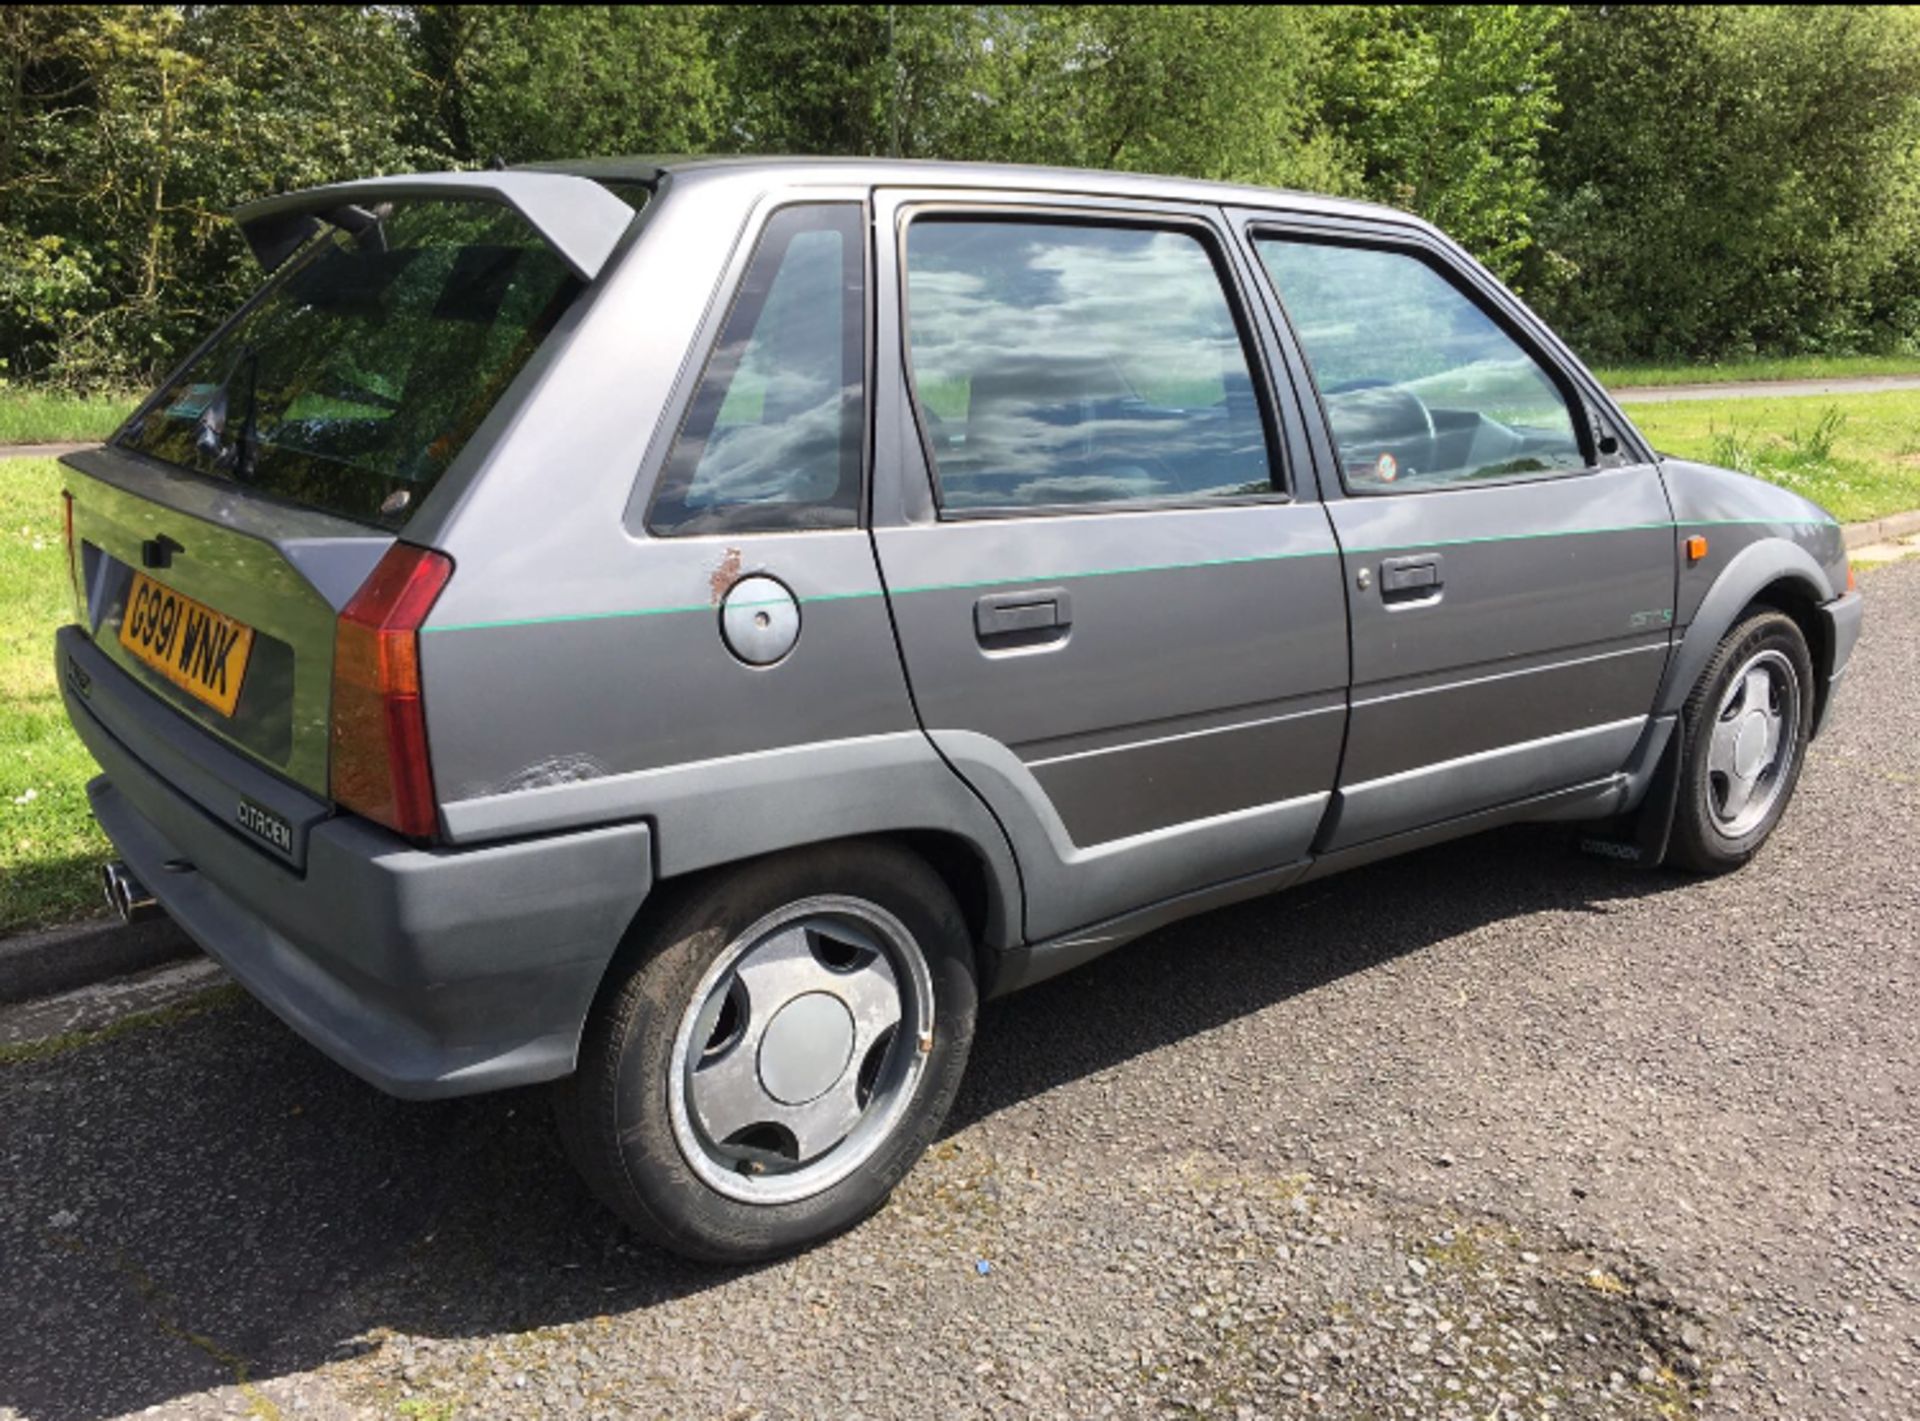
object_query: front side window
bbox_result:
[905,218,1275,512]
[649,204,865,535]
[121,200,582,527]
[1255,238,1586,493]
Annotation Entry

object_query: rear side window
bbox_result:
[1254,238,1586,492]
[648,204,866,535]
[121,200,580,526]
[904,218,1275,512]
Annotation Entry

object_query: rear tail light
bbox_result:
[330,543,453,840]
[61,490,82,622]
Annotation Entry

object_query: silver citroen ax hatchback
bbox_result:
[57,158,1862,1260]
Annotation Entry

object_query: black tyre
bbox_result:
[1668,609,1815,874]
[555,840,976,1263]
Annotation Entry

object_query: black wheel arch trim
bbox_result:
[1656,538,1838,724]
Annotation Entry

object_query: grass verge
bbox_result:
[1,458,109,933]
[0,390,139,446]
[1629,389,1920,523]
[1596,353,1920,390]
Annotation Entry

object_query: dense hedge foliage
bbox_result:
[5,4,1920,387]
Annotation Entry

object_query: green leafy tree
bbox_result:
[1531,5,1920,361]
[1,5,419,385]
[709,5,1353,193]
[10,4,1920,385]
[708,5,905,156]
[1000,5,1355,192]
[408,6,721,165]
[1320,5,1565,281]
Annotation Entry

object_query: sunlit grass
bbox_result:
[0,390,139,445]
[0,458,108,933]
[1629,389,1920,523]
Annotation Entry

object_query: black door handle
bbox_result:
[974,588,1072,646]
[1379,553,1443,601]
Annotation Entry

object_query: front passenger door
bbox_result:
[1245,228,1676,851]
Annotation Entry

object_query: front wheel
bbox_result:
[556,841,977,1262]
[1668,609,1815,873]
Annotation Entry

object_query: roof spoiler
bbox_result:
[232,170,637,282]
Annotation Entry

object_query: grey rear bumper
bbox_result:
[61,626,652,1099]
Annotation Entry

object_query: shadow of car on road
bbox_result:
[0,825,1690,1421]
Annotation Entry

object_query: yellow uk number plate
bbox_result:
[119,572,255,717]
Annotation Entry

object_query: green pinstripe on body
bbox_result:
[427,587,877,633]
[421,516,1837,634]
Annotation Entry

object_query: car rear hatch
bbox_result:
[64,450,387,867]
[61,172,638,866]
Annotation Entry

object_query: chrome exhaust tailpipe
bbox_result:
[101,860,160,925]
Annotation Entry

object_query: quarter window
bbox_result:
[650,204,865,534]
[905,219,1275,512]
[1255,238,1586,492]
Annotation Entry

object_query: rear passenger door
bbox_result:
[870,192,1349,942]
[1238,216,1676,851]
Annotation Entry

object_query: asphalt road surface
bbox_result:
[4,561,1917,1421]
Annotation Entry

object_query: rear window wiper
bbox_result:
[191,343,263,479]
[234,348,263,480]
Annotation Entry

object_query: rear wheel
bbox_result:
[556,841,976,1262]
[1668,609,1814,873]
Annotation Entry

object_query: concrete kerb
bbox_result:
[0,914,196,1006]
[1842,508,1920,551]
[0,504,1912,1006]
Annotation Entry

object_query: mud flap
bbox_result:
[1577,726,1683,869]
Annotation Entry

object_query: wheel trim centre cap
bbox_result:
[757,992,855,1105]
[1733,710,1770,779]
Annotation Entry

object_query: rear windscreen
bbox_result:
[119,199,581,526]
